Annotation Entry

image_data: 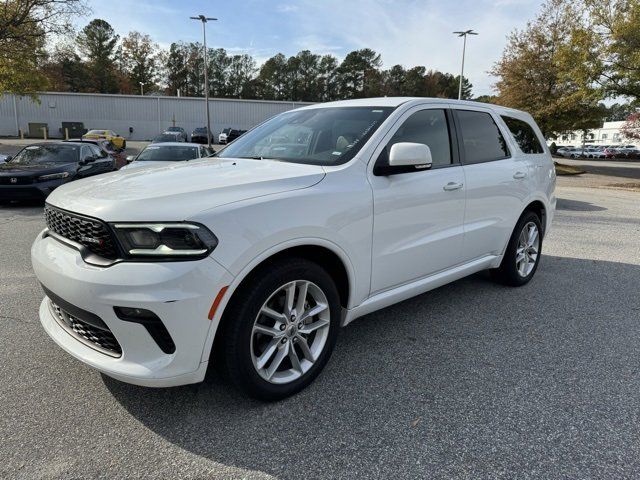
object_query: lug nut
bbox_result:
[298,323,303,329]
[279,324,286,331]
[292,337,298,343]
[281,337,287,344]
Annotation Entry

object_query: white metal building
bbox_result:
[0,92,313,141]
[555,121,633,146]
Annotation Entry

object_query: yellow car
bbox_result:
[82,130,126,150]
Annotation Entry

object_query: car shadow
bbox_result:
[0,199,45,215]
[556,198,607,212]
[580,164,640,180]
[103,255,640,478]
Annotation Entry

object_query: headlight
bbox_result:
[38,172,70,181]
[110,223,218,259]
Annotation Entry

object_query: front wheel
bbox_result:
[219,258,341,400]
[492,211,542,286]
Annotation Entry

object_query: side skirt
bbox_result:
[342,255,498,326]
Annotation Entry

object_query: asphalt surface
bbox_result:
[1,156,640,479]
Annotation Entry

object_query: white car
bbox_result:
[559,147,586,158]
[122,142,212,170]
[31,98,556,400]
[218,128,231,145]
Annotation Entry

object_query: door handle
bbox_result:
[513,171,527,179]
[443,182,464,191]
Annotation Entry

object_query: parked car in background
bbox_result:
[603,147,620,159]
[227,129,247,144]
[32,97,555,400]
[218,128,232,145]
[616,147,639,158]
[152,132,182,143]
[122,142,212,170]
[559,147,586,158]
[555,146,574,156]
[584,146,606,159]
[0,142,114,201]
[164,126,188,142]
[65,138,127,169]
[191,127,213,144]
[82,130,126,149]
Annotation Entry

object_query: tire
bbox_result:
[492,211,543,287]
[219,257,341,400]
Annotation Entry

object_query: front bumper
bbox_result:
[0,179,64,200]
[32,230,234,387]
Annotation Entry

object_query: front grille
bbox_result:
[50,300,122,357]
[44,204,119,259]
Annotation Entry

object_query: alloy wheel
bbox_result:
[250,280,331,384]
[515,221,540,277]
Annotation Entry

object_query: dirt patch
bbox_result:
[554,162,585,175]
[600,182,640,192]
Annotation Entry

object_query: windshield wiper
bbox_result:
[237,155,265,160]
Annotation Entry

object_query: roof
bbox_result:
[145,142,204,147]
[296,97,530,118]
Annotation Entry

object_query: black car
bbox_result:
[0,142,115,202]
[191,127,213,144]
[164,126,188,142]
[152,132,183,143]
[227,129,248,143]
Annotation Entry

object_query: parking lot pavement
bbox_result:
[1,176,640,478]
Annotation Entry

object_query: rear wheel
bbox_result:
[220,258,341,400]
[492,211,542,286]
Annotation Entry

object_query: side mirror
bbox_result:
[126,155,135,163]
[0,154,12,162]
[389,142,433,169]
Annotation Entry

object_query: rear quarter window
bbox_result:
[501,116,544,154]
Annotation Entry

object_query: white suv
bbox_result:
[32,98,556,400]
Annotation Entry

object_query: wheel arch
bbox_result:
[200,239,355,364]
[522,199,547,237]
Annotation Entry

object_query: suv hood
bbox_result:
[46,158,325,221]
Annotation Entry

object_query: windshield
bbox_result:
[136,145,199,162]
[152,134,179,143]
[166,127,182,132]
[11,144,79,165]
[217,106,394,166]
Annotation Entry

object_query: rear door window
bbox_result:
[501,116,544,154]
[456,110,510,164]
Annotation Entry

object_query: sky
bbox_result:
[76,0,544,97]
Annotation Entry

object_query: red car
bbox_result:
[65,138,127,169]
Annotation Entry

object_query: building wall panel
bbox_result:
[0,92,312,141]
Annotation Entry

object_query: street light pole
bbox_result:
[139,82,144,96]
[190,14,217,149]
[453,30,478,100]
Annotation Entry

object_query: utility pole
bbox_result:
[453,30,478,100]
[139,81,145,96]
[190,14,217,148]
